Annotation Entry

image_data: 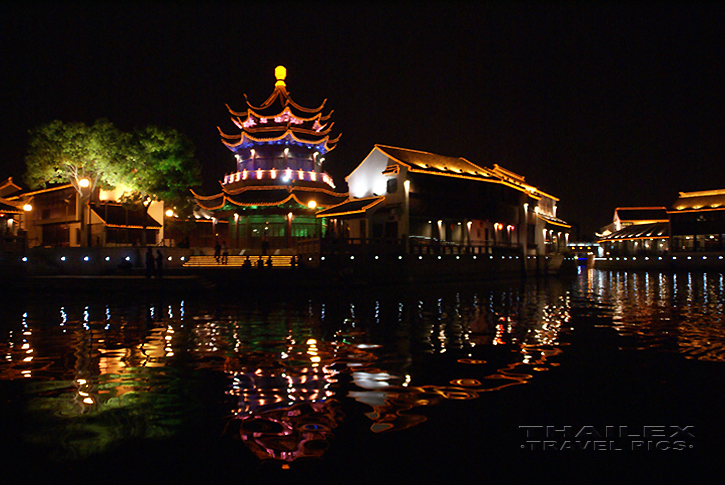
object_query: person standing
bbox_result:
[221,241,229,264]
[214,240,221,263]
[155,249,164,278]
[145,247,155,278]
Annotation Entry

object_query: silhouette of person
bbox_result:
[266,256,273,267]
[222,241,229,264]
[214,240,221,263]
[155,250,164,278]
[145,247,155,278]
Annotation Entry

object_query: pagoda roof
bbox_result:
[219,127,340,153]
[192,185,348,211]
[90,203,162,229]
[219,66,340,153]
[668,189,725,212]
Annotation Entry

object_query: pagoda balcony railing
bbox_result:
[223,168,335,188]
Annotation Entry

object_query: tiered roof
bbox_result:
[197,67,348,212]
[192,185,348,211]
[219,66,340,154]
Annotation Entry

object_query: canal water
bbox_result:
[0,269,722,483]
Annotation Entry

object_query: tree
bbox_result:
[24,119,127,246]
[119,125,202,245]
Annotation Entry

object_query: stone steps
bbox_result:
[182,255,293,268]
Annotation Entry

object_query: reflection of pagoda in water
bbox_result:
[193,66,348,251]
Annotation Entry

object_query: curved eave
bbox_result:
[315,196,385,218]
[536,214,571,229]
[230,123,336,140]
[196,187,348,211]
[243,86,327,115]
[220,130,338,152]
[222,183,347,199]
[229,106,332,125]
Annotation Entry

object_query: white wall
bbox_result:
[346,148,390,199]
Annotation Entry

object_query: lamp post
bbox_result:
[79,177,91,247]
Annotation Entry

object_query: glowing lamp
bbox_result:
[23,203,32,212]
[275,65,287,87]
[79,178,90,188]
[165,209,174,217]
[308,200,317,209]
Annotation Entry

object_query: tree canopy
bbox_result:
[120,125,201,208]
[24,119,202,204]
[24,118,127,196]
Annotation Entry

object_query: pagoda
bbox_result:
[193,66,348,251]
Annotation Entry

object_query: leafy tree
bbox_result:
[24,118,126,193]
[24,119,127,245]
[119,125,202,245]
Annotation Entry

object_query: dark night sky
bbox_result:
[2,2,724,238]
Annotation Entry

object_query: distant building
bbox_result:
[192,66,348,251]
[8,183,164,248]
[668,189,725,252]
[316,145,570,256]
[597,207,669,256]
[1,178,26,251]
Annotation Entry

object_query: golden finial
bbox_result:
[275,65,287,87]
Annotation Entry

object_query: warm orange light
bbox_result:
[23,203,33,212]
[308,200,317,209]
[79,178,90,188]
[165,209,174,217]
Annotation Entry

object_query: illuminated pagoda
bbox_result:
[193,66,348,251]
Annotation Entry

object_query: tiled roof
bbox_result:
[669,189,725,212]
[90,204,162,228]
[315,197,385,218]
[193,185,348,211]
[615,207,669,222]
[375,145,494,181]
[0,198,23,214]
[599,222,668,241]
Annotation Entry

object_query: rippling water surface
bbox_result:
[1,269,723,481]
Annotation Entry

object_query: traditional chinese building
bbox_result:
[668,189,725,252]
[7,183,164,248]
[192,66,348,251]
[315,145,570,257]
[1,178,26,251]
[597,207,669,257]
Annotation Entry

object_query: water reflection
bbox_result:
[0,279,570,467]
[578,269,725,361]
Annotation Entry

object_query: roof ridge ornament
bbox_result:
[275,65,287,88]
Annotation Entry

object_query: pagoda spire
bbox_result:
[274,65,287,88]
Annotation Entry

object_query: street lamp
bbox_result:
[79,177,91,247]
